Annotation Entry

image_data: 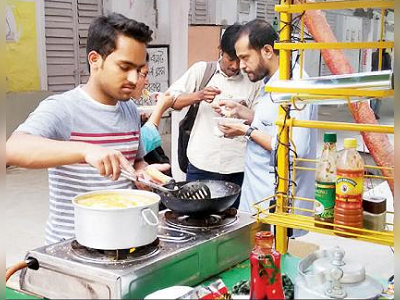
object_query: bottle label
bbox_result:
[250,253,285,300]
[336,169,364,205]
[315,181,335,219]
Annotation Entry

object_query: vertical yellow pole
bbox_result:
[275,0,292,254]
[299,12,305,79]
[378,9,385,71]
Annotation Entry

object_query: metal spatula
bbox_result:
[120,170,177,194]
[177,181,211,200]
[143,167,211,199]
[120,169,211,200]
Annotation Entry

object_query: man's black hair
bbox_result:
[237,19,279,54]
[220,24,242,59]
[86,13,153,63]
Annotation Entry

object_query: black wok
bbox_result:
[154,180,241,216]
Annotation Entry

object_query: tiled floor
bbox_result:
[6,100,394,284]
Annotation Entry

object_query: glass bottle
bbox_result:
[249,231,285,300]
[363,195,386,231]
[315,132,337,228]
[334,138,364,236]
[273,16,279,32]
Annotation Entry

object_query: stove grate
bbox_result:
[70,238,160,265]
[165,208,238,230]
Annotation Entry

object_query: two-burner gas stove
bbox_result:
[19,209,261,299]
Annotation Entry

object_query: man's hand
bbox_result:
[155,92,174,112]
[219,123,249,138]
[83,144,135,181]
[195,86,221,103]
[212,100,255,123]
[212,99,242,117]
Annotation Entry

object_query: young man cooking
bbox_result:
[215,19,317,236]
[167,24,261,208]
[6,14,168,244]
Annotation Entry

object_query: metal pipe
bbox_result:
[300,15,305,79]
[274,41,394,50]
[276,119,394,134]
[295,158,394,171]
[378,9,386,70]
[257,212,394,237]
[275,0,394,13]
[269,70,392,91]
[275,0,293,255]
[267,71,393,104]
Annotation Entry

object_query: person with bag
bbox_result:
[167,24,261,208]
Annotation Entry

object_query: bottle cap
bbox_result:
[255,231,274,248]
[324,132,337,143]
[344,138,357,149]
[255,231,274,240]
[363,195,387,214]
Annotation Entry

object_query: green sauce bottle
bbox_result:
[315,132,337,228]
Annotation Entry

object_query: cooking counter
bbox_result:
[6,253,389,299]
[6,254,300,299]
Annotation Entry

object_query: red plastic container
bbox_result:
[249,231,285,300]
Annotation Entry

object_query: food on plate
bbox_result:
[222,108,234,117]
[214,117,245,125]
[142,89,151,99]
[77,193,156,208]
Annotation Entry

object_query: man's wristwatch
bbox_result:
[244,126,257,141]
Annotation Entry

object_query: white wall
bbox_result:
[35,0,47,90]
[303,50,321,77]
[103,0,189,82]
[214,0,238,25]
[341,15,363,72]
[103,0,172,45]
[168,0,191,180]
[103,0,156,31]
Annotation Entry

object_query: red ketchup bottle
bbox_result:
[249,231,285,300]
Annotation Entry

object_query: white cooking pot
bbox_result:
[72,189,160,250]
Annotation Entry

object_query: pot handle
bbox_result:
[141,208,159,226]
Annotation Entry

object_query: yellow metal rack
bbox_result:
[255,0,394,254]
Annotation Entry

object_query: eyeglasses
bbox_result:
[139,72,149,79]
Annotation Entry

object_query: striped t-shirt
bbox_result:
[16,86,145,244]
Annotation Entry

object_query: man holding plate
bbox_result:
[168,24,261,208]
[214,20,317,236]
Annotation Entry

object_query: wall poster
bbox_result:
[133,45,170,106]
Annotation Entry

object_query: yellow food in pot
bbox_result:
[77,193,156,208]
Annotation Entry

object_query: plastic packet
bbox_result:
[178,279,231,299]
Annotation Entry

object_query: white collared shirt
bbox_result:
[168,61,261,174]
